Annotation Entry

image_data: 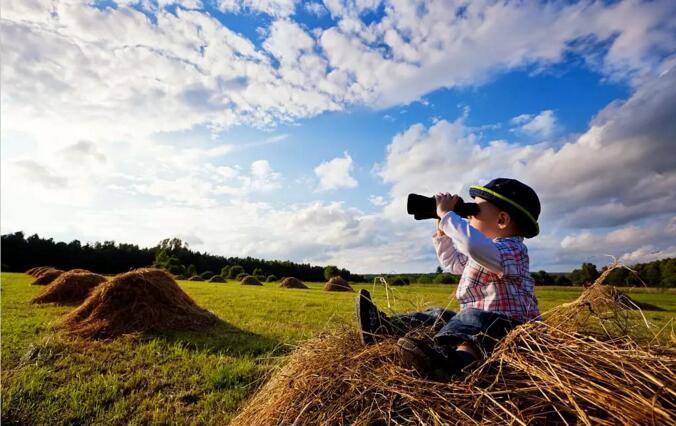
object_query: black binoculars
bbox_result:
[407,193,479,220]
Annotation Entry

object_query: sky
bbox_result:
[2,0,675,274]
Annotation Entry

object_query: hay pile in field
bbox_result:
[241,275,263,286]
[26,266,51,277]
[280,277,308,289]
[31,268,64,285]
[58,268,219,339]
[324,276,353,292]
[233,267,675,426]
[32,271,107,305]
[208,275,226,283]
[188,275,204,281]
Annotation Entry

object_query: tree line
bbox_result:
[1,233,360,282]
[2,232,673,286]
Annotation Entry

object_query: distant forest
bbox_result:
[0,232,359,282]
[1,232,673,287]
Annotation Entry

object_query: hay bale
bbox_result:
[67,268,91,274]
[174,274,187,280]
[324,276,353,292]
[233,266,675,425]
[27,266,51,277]
[31,268,64,286]
[241,275,263,286]
[188,275,204,281]
[208,275,226,283]
[280,277,308,289]
[58,268,219,339]
[32,271,107,305]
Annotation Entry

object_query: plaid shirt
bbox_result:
[435,234,540,322]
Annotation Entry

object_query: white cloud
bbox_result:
[373,64,676,270]
[2,0,675,274]
[510,110,558,138]
[369,195,388,206]
[304,2,327,16]
[314,152,358,191]
[215,0,298,17]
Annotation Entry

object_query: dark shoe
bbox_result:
[356,289,393,345]
[397,337,453,381]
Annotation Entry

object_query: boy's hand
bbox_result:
[435,193,459,219]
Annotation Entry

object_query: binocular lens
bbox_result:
[407,194,478,220]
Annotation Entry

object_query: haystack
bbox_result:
[188,275,204,281]
[67,268,91,274]
[324,276,353,292]
[241,275,263,286]
[58,268,219,339]
[233,266,675,425]
[280,277,308,289]
[26,266,51,277]
[208,275,226,283]
[32,271,107,305]
[174,274,187,280]
[31,268,64,285]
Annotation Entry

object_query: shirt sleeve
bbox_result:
[493,239,525,278]
[432,234,468,275]
[438,211,504,276]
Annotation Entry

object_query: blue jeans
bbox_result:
[391,308,521,356]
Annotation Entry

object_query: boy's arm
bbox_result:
[432,230,467,275]
[438,211,504,276]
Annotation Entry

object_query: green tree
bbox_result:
[220,265,230,278]
[324,265,340,281]
[252,267,264,277]
[200,270,215,280]
[643,263,661,286]
[417,275,433,284]
[186,264,197,277]
[434,273,455,284]
[228,265,245,279]
[554,275,572,286]
[266,275,277,282]
[569,262,599,285]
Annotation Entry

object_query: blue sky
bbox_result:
[2,0,675,273]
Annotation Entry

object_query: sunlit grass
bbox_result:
[2,272,674,424]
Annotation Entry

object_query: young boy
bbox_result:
[356,178,541,380]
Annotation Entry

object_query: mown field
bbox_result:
[2,272,674,425]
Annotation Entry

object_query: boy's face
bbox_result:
[468,197,512,239]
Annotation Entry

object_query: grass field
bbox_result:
[2,272,674,424]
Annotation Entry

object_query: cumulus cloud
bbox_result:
[2,0,674,146]
[373,64,676,270]
[2,0,675,273]
[369,195,388,206]
[314,152,358,191]
[510,110,558,138]
[215,0,298,17]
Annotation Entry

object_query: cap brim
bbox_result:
[469,187,539,238]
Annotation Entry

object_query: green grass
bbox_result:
[2,272,674,424]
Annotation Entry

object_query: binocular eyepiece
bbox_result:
[407,193,479,220]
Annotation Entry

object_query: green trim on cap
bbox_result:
[470,185,539,231]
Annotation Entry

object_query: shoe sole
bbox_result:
[356,289,376,345]
[397,337,435,373]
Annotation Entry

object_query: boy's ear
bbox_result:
[497,211,511,229]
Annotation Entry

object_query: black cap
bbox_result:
[468,178,541,238]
